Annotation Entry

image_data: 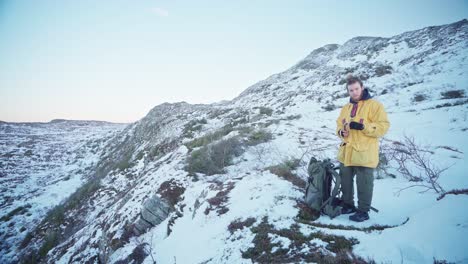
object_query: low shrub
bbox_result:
[267,159,304,188]
[186,137,243,175]
[440,90,465,99]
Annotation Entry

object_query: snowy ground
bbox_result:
[5,20,468,264]
[0,120,126,261]
[102,97,467,264]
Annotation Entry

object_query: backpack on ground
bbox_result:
[304,157,343,218]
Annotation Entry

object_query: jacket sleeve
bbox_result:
[335,106,346,140]
[363,101,390,138]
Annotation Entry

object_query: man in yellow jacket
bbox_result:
[336,75,390,222]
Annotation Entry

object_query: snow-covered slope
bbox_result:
[3,19,468,264]
[0,120,127,261]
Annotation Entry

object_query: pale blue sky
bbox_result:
[1,0,467,123]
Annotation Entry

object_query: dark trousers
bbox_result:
[339,163,375,212]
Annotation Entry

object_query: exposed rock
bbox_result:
[134,195,172,235]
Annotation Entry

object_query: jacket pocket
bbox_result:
[350,143,370,165]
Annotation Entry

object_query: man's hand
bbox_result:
[341,122,349,137]
[349,121,364,130]
[341,129,349,137]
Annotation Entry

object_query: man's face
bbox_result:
[348,82,363,101]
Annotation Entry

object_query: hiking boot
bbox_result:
[349,211,369,222]
[341,204,356,214]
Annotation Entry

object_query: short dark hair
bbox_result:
[346,75,363,88]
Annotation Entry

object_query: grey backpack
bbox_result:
[305,157,343,218]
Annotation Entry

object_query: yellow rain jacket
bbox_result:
[336,89,390,168]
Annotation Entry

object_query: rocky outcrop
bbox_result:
[134,195,172,235]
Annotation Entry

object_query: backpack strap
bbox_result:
[329,168,341,199]
[319,163,341,211]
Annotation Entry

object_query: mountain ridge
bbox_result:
[2,18,467,263]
